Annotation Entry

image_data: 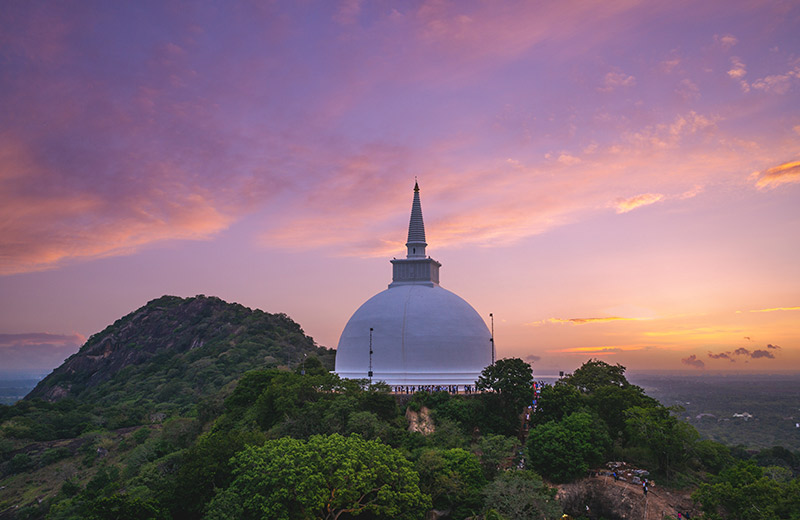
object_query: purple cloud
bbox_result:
[682,355,705,369]
[708,345,780,361]
[708,351,735,362]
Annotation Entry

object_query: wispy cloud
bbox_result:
[0,332,85,348]
[679,185,704,199]
[675,78,700,100]
[727,56,747,79]
[614,193,664,213]
[739,305,800,313]
[599,71,636,92]
[751,161,800,190]
[0,332,84,371]
[551,345,646,355]
[714,34,738,50]
[334,0,362,25]
[547,316,639,325]
[557,153,582,165]
[727,56,750,92]
[751,65,800,94]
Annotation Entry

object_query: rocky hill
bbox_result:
[26,295,333,414]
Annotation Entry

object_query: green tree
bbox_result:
[625,405,698,478]
[587,384,656,441]
[477,358,534,435]
[692,439,733,473]
[295,355,328,376]
[562,359,630,393]
[415,448,486,518]
[163,429,266,520]
[477,358,534,410]
[476,434,517,480]
[206,433,430,520]
[527,412,610,483]
[87,494,166,520]
[531,383,584,427]
[482,470,561,520]
[692,460,800,520]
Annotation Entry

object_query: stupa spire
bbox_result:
[390,180,441,288]
[406,180,427,258]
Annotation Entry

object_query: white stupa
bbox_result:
[334,182,492,386]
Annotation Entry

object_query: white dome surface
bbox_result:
[335,284,492,386]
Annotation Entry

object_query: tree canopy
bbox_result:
[561,359,630,393]
[205,433,430,520]
[527,411,610,483]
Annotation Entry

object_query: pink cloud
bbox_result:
[680,185,704,199]
[599,71,636,92]
[751,67,800,94]
[614,193,664,214]
[714,34,738,50]
[0,134,240,274]
[334,0,363,25]
[675,78,700,100]
[727,57,747,79]
[1,1,798,282]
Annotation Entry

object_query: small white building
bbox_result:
[334,182,492,386]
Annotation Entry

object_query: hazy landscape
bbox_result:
[630,374,800,451]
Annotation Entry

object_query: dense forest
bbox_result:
[1,296,799,519]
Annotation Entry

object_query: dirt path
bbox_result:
[558,473,698,519]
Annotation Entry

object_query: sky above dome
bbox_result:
[1,0,799,374]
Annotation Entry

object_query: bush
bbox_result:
[40,447,72,466]
[9,452,34,474]
[527,412,610,483]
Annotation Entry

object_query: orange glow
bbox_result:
[753,161,800,189]
[745,306,800,313]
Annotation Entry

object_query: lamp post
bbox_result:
[489,313,495,365]
[368,327,374,385]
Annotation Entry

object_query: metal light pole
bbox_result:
[368,327,374,385]
[489,313,495,365]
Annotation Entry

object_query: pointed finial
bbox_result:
[406,178,426,257]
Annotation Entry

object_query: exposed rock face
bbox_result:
[558,475,698,520]
[406,406,436,435]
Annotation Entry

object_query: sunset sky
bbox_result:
[1,1,799,375]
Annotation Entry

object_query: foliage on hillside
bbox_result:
[0,295,333,442]
[2,296,799,520]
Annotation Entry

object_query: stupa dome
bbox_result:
[334,182,492,386]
